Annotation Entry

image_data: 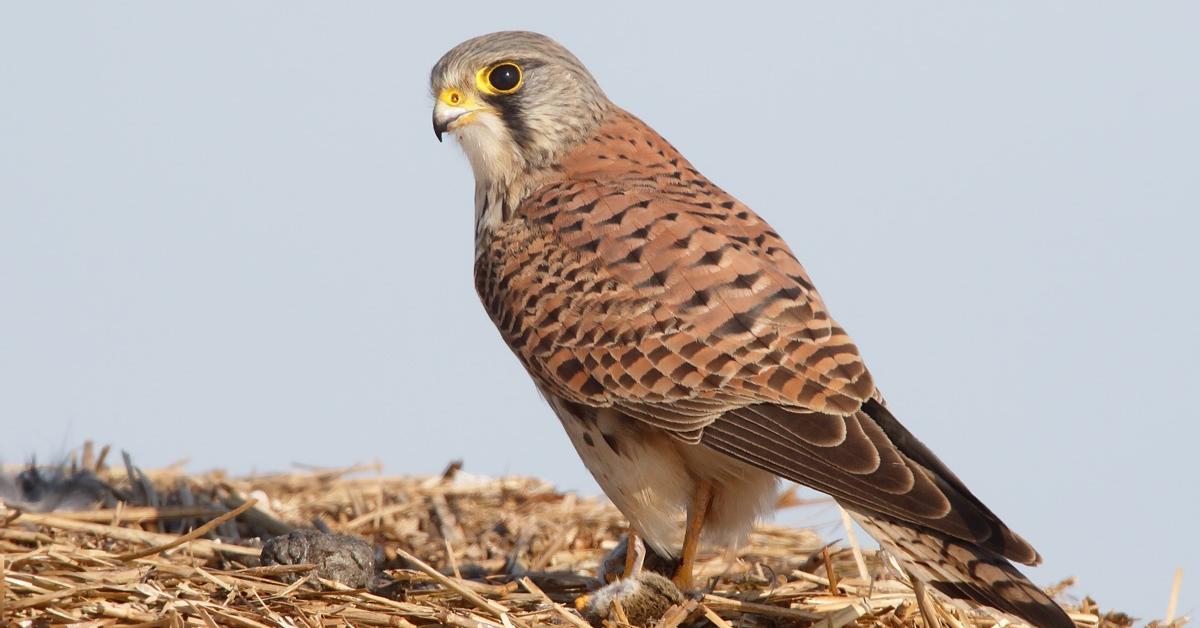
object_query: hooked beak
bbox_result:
[433,100,474,142]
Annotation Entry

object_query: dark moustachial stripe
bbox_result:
[481,57,551,154]
[486,92,533,152]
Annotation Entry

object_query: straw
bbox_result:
[0,446,1127,627]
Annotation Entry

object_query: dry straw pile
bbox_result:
[0,444,1167,627]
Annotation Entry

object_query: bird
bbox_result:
[430,31,1073,628]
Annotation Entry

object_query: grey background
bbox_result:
[1,1,1195,621]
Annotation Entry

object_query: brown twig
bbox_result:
[115,498,257,561]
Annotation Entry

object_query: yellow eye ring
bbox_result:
[478,62,522,95]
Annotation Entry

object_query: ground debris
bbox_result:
[0,446,1146,627]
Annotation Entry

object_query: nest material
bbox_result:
[0,446,1159,627]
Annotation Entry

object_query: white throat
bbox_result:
[452,114,524,242]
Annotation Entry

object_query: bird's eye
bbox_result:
[487,63,522,93]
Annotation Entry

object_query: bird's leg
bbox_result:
[623,529,645,579]
[673,479,713,589]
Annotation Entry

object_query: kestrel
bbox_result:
[431,32,1072,627]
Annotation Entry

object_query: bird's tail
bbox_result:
[850,509,1075,628]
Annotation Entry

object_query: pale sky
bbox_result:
[1,2,1195,622]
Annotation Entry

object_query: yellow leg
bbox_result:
[623,529,645,578]
[673,479,713,589]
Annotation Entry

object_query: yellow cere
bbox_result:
[438,88,466,107]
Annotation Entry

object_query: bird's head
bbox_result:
[430,31,612,186]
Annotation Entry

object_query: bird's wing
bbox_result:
[504,174,875,417]
[479,110,1037,564]
[701,398,1041,565]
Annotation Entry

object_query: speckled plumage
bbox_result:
[432,31,1072,628]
